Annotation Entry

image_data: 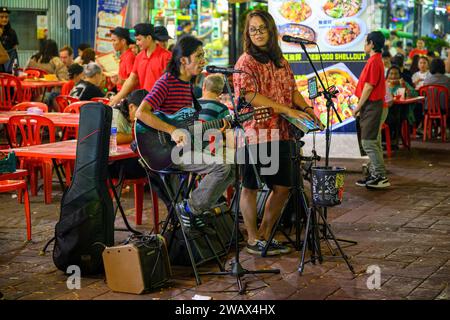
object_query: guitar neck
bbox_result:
[186,117,230,135]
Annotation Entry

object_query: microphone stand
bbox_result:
[298,42,357,248]
[201,73,280,295]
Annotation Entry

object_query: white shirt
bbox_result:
[412,71,430,90]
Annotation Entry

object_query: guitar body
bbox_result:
[134,106,271,172]
[135,108,198,171]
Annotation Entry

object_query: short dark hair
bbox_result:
[395,41,403,48]
[391,53,405,68]
[60,46,73,56]
[116,89,148,120]
[366,31,385,53]
[166,35,203,79]
[78,43,91,51]
[429,58,445,75]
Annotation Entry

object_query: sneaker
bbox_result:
[366,175,391,189]
[269,239,291,254]
[355,175,374,187]
[194,214,216,236]
[246,240,280,256]
[176,202,195,233]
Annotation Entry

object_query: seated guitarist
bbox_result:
[136,36,235,234]
[233,10,323,256]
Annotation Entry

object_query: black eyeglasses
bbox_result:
[249,26,268,36]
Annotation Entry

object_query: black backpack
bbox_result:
[53,103,115,275]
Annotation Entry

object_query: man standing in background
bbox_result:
[110,23,172,106]
[111,27,136,92]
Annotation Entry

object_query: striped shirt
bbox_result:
[198,100,230,122]
[144,73,192,114]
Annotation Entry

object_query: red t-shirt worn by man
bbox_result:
[61,80,75,96]
[117,48,135,91]
[132,44,172,91]
[355,53,386,102]
[409,48,427,59]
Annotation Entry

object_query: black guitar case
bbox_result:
[53,103,115,275]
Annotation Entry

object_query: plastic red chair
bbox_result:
[420,85,449,142]
[55,95,80,113]
[12,102,48,113]
[91,97,110,104]
[24,68,48,77]
[111,178,160,232]
[0,170,32,241]
[0,73,24,110]
[24,69,42,79]
[8,115,56,204]
[63,101,92,114]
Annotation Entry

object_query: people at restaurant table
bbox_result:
[385,65,418,146]
[423,58,450,111]
[408,39,428,60]
[80,48,96,65]
[353,31,390,189]
[109,23,172,106]
[69,62,105,101]
[59,46,74,67]
[61,63,84,96]
[391,53,413,87]
[412,56,430,90]
[74,43,91,65]
[111,27,136,92]
[26,39,68,81]
[154,26,173,50]
[0,7,19,74]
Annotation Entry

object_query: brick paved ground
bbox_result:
[1,140,449,300]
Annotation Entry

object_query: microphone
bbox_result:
[206,65,244,74]
[282,35,316,45]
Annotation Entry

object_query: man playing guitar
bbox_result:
[135,35,235,234]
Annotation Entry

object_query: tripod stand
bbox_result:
[202,73,280,295]
[298,42,357,248]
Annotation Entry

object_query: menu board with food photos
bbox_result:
[269,0,376,132]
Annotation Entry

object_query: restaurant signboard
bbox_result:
[269,0,376,132]
[95,0,129,53]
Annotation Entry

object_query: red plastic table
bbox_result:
[9,140,137,203]
[392,96,425,149]
[0,111,80,128]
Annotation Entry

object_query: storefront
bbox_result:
[150,0,230,66]
[2,0,71,68]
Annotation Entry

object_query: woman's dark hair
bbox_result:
[391,53,405,68]
[382,50,391,59]
[81,48,96,65]
[31,39,59,64]
[116,89,148,120]
[409,54,421,74]
[386,65,401,79]
[78,43,91,51]
[429,58,445,75]
[244,10,284,68]
[166,35,203,79]
[366,31,385,53]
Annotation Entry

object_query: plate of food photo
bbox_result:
[278,23,316,47]
[271,0,315,25]
[321,0,367,19]
[296,63,359,129]
[322,18,366,50]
